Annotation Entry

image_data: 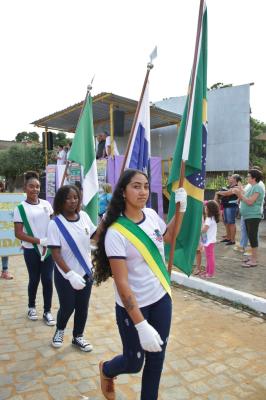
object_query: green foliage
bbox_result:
[0,144,45,183]
[205,174,228,190]
[52,132,68,147]
[15,131,39,143]
[250,117,266,161]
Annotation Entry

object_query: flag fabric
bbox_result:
[68,94,98,225]
[124,82,151,174]
[165,2,208,276]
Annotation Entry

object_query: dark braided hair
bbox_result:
[93,169,149,285]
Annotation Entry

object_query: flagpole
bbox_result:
[120,62,153,175]
[167,0,205,275]
[60,84,92,188]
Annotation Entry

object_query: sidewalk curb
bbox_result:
[171,271,266,314]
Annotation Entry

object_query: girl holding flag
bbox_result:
[93,169,187,400]
[14,171,55,325]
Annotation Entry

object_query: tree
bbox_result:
[15,131,40,143]
[250,117,266,171]
[0,144,46,191]
[52,132,68,147]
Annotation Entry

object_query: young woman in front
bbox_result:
[93,169,187,400]
[47,185,97,351]
[14,171,55,325]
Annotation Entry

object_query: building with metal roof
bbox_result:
[32,92,181,134]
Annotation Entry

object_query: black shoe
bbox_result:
[225,241,236,246]
[72,336,93,352]
[52,329,64,348]
[220,239,230,243]
[43,312,56,326]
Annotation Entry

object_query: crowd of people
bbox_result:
[194,167,265,278]
[0,163,265,399]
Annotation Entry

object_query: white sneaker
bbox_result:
[43,312,56,326]
[72,336,93,352]
[28,308,38,321]
[52,329,64,348]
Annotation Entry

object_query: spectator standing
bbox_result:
[0,180,13,279]
[103,132,119,157]
[200,200,220,278]
[98,183,112,219]
[96,133,106,159]
[216,174,242,245]
[232,169,265,267]
[56,145,67,165]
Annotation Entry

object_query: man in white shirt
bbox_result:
[103,132,119,157]
[56,145,67,165]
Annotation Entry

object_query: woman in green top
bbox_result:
[232,169,265,267]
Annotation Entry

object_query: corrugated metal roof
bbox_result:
[31,92,181,134]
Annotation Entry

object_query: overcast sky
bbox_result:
[1,0,265,141]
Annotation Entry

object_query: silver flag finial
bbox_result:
[149,46,157,63]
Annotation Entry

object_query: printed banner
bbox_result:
[68,163,81,185]
[0,193,26,256]
[97,159,107,186]
[46,165,56,197]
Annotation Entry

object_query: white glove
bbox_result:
[66,270,86,290]
[135,320,163,352]
[39,237,48,247]
[175,188,187,212]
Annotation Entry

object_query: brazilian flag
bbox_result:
[165,2,208,276]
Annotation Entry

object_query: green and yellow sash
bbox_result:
[111,216,171,298]
[17,203,51,260]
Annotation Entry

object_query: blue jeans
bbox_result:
[1,256,8,271]
[103,294,172,400]
[223,206,238,224]
[23,248,54,312]
[54,267,93,337]
[240,216,248,248]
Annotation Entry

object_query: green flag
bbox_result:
[165,2,208,276]
[68,93,98,225]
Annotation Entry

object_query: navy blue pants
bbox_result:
[23,248,54,313]
[54,267,93,337]
[103,293,172,400]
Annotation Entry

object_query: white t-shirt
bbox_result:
[47,211,96,278]
[203,217,217,246]
[13,199,53,249]
[57,149,66,165]
[105,208,166,308]
[105,136,119,156]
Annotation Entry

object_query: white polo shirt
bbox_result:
[47,211,96,278]
[13,199,53,249]
[105,208,167,308]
